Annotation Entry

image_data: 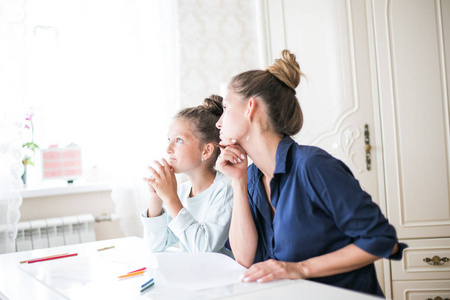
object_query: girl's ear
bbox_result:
[202,142,215,160]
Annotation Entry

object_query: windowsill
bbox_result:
[21,181,112,199]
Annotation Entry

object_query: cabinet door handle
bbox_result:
[423,255,449,265]
[364,124,371,171]
[425,297,450,300]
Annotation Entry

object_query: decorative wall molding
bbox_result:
[177,0,261,108]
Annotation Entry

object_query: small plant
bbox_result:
[23,110,39,167]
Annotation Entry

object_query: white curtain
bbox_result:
[0,111,24,254]
[0,110,24,254]
[110,0,179,238]
[0,0,179,249]
[0,0,25,254]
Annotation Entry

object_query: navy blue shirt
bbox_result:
[247,136,406,296]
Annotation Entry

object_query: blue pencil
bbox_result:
[140,282,154,293]
[141,278,154,288]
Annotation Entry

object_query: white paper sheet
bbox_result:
[17,240,158,299]
[17,243,254,299]
[153,252,247,291]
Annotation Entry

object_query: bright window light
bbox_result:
[22,0,176,185]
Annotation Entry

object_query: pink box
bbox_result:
[63,160,82,168]
[64,169,82,176]
[43,152,61,160]
[44,161,62,169]
[41,146,83,181]
[44,170,63,177]
[63,150,81,159]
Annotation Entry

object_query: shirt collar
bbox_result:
[274,136,296,175]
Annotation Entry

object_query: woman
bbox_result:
[215,50,406,296]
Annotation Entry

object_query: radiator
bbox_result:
[15,214,96,252]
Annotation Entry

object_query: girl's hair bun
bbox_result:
[203,94,223,116]
[176,94,224,170]
[266,50,302,93]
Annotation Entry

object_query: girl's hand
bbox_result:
[143,176,158,195]
[216,139,248,181]
[241,259,307,283]
[146,158,178,203]
[143,170,163,218]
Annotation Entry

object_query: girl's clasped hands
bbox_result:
[144,158,177,202]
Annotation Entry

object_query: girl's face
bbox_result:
[216,88,248,141]
[166,118,203,174]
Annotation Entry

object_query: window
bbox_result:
[21,0,177,185]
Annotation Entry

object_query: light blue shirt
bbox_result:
[141,171,233,257]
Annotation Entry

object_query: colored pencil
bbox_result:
[128,267,146,274]
[97,246,115,251]
[27,253,78,264]
[141,278,154,288]
[140,282,155,293]
[20,253,69,264]
[118,270,145,279]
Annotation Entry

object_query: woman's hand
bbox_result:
[241,244,381,283]
[241,259,307,283]
[216,139,248,181]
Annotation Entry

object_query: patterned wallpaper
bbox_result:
[178,0,261,108]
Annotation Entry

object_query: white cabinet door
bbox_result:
[372,0,450,239]
[262,0,388,293]
[262,0,383,205]
[390,238,450,281]
[392,280,450,300]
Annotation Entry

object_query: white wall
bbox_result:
[20,191,124,241]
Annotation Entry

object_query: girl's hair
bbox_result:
[176,95,223,168]
[229,49,303,136]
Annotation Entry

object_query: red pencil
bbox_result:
[127,267,146,274]
[27,253,78,264]
[20,253,69,264]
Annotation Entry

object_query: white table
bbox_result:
[0,237,382,299]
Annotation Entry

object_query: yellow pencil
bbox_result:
[118,270,145,279]
[97,246,115,251]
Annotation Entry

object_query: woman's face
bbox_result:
[216,88,248,142]
[166,118,203,173]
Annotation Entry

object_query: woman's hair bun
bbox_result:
[203,94,223,116]
[266,50,302,93]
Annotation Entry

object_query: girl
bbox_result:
[215,50,407,296]
[141,95,233,257]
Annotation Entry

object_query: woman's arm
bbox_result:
[242,243,399,282]
[216,141,258,267]
[228,177,258,267]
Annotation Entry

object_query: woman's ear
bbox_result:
[202,143,215,160]
[246,97,257,122]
